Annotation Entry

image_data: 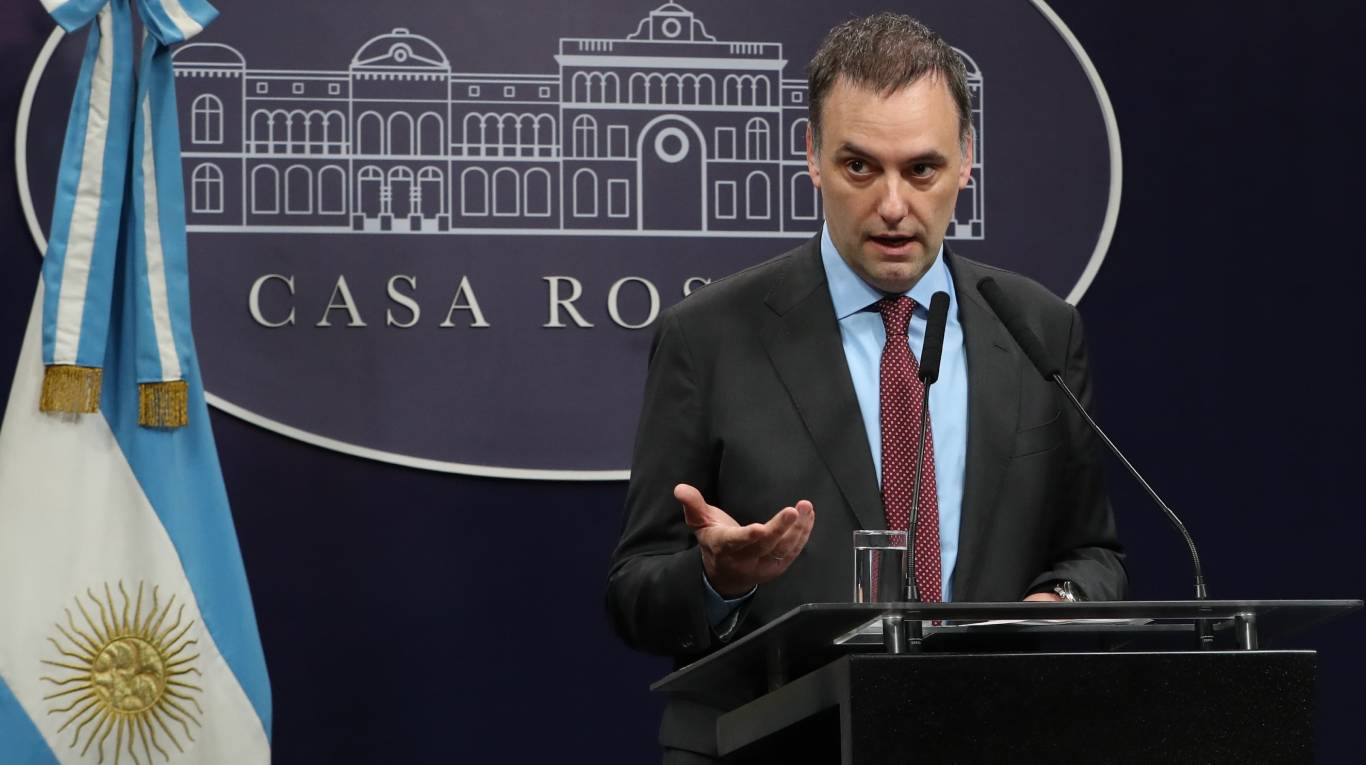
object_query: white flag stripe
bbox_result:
[160,0,206,41]
[52,7,116,365]
[138,94,182,381]
[0,292,268,763]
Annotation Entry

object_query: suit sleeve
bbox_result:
[1026,305,1129,600]
[605,309,724,658]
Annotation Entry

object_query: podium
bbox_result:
[651,600,1361,764]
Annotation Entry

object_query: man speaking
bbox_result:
[607,12,1126,762]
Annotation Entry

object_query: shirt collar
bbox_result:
[819,222,951,320]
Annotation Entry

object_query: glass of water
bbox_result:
[853,529,908,603]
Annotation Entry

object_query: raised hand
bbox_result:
[674,483,815,598]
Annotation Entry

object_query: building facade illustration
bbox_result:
[172,2,985,238]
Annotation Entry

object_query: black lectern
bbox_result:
[651,600,1361,764]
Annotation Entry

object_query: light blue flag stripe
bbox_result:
[136,0,219,44]
[104,198,272,735]
[47,0,111,32]
[0,676,60,765]
[130,34,196,385]
[41,2,134,369]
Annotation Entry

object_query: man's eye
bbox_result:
[910,163,934,178]
[846,159,869,174]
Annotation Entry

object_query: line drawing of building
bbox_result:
[172,2,984,238]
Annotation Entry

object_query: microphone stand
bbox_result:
[899,379,933,653]
[894,291,948,654]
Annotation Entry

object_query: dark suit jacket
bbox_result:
[606,237,1126,756]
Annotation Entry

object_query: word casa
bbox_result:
[247,274,714,330]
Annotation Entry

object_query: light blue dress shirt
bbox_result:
[704,225,969,627]
[820,224,966,601]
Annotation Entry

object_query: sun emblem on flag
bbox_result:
[41,582,203,763]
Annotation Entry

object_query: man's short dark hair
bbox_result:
[806,12,972,150]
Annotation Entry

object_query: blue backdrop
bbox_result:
[1,1,1363,762]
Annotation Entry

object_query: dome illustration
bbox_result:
[351,28,449,69]
[172,42,245,67]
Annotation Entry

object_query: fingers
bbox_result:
[760,501,815,561]
[677,484,815,564]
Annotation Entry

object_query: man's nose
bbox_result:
[877,176,910,225]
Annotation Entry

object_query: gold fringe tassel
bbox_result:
[138,380,188,429]
[39,365,102,414]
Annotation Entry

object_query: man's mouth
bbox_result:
[868,233,918,251]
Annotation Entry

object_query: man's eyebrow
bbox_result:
[834,142,950,165]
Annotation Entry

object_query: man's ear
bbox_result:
[805,122,821,189]
[957,129,974,190]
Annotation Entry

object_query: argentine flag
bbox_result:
[0,1,270,762]
[0,278,273,763]
[0,286,272,762]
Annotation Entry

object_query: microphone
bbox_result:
[903,291,951,619]
[975,278,1211,623]
[918,291,951,384]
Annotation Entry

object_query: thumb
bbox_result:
[674,484,714,528]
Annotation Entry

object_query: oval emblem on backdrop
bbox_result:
[20,1,1119,479]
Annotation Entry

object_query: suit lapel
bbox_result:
[758,241,885,532]
[946,253,1020,600]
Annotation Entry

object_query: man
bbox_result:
[607,13,1126,762]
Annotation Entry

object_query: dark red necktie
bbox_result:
[878,296,942,603]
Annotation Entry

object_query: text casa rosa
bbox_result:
[246,274,715,330]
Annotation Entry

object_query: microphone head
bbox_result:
[975,278,1061,380]
[918,291,950,384]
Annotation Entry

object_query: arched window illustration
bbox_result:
[493,168,519,216]
[572,168,597,217]
[251,165,279,214]
[250,110,271,152]
[324,111,346,154]
[285,165,312,214]
[533,114,557,157]
[495,114,522,157]
[516,114,537,157]
[722,74,739,106]
[746,171,770,219]
[745,118,770,160]
[387,112,414,156]
[191,163,222,213]
[286,111,306,153]
[629,73,649,103]
[388,166,414,218]
[578,72,619,103]
[191,94,222,145]
[304,111,325,153]
[791,171,819,220]
[573,114,598,158]
[417,166,444,217]
[270,110,289,153]
[752,75,769,106]
[356,165,383,216]
[663,74,684,105]
[318,165,346,214]
[417,113,443,156]
[461,167,489,216]
[523,168,551,217]
[646,73,667,104]
[467,112,489,156]
[695,74,716,104]
[357,111,384,155]
[790,118,809,157]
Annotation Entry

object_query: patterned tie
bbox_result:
[878,296,942,603]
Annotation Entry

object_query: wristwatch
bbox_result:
[1052,580,1081,602]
